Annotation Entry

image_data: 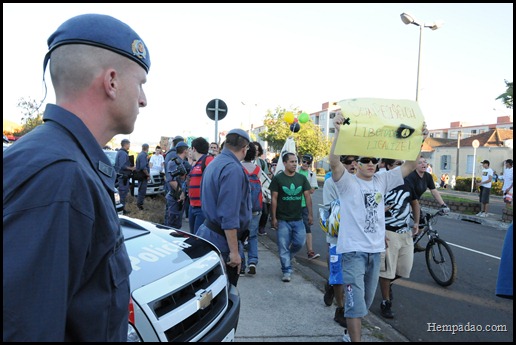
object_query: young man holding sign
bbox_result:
[329,112,428,342]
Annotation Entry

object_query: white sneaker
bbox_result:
[479,212,488,218]
[342,328,351,342]
[476,211,484,217]
[282,273,291,282]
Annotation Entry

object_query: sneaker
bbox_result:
[380,300,394,319]
[247,264,256,275]
[342,328,351,342]
[258,227,268,236]
[240,267,246,276]
[324,282,334,306]
[479,212,488,218]
[414,243,426,253]
[282,273,291,282]
[476,211,484,217]
[334,307,347,328]
[308,251,320,259]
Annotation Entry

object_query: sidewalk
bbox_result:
[232,235,409,342]
[179,219,407,342]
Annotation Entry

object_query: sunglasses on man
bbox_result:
[358,157,379,164]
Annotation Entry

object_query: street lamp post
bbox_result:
[400,13,443,102]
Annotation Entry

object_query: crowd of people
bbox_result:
[3,12,512,343]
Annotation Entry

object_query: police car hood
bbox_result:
[120,216,220,289]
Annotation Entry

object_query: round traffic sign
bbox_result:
[472,139,480,149]
[206,99,228,121]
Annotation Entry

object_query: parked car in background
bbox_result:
[103,149,165,197]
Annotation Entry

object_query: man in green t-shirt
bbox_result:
[270,152,313,282]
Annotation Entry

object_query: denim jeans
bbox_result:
[342,251,381,318]
[188,205,206,234]
[276,219,306,274]
[241,212,261,269]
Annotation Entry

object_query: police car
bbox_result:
[120,216,240,342]
[103,149,165,197]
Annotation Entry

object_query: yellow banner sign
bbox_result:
[334,98,425,160]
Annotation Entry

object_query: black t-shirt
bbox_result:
[405,170,436,199]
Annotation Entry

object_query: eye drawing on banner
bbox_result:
[334,98,425,160]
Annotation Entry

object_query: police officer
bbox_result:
[3,14,150,341]
[115,138,135,214]
[195,129,253,287]
[165,141,190,228]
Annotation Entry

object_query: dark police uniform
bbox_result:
[115,147,133,207]
[3,105,132,341]
[196,140,252,285]
[3,13,151,342]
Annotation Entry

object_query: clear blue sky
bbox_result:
[3,3,513,145]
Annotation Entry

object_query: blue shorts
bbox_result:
[328,244,343,285]
[342,252,381,318]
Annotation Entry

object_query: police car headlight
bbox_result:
[127,323,142,342]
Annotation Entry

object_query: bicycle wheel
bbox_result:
[425,238,457,287]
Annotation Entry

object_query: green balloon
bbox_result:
[299,112,309,124]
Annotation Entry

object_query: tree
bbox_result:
[259,106,332,164]
[14,97,44,136]
[495,79,513,109]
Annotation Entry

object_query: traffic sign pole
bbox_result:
[206,99,228,143]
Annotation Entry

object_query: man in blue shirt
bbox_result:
[114,138,135,214]
[196,128,252,287]
[135,143,151,210]
[3,14,150,341]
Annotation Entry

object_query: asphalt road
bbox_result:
[264,188,513,342]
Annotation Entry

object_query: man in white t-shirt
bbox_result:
[149,145,165,175]
[502,159,513,206]
[475,160,494,217]
[329,113,428,342]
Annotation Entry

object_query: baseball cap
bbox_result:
[45,14,150,73]
[175,141,189,148]
[506,159,513,164]
[227,128,250,142]
[480,160,490,165]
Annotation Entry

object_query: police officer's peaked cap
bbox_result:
[175,141,189,148]
[173,135,185,141]
[45,14,150,73]
[227,128,250,142]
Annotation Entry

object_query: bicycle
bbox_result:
[413,208,457,287]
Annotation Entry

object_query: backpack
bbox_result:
[245,165,263,212]
[319,199,340,238]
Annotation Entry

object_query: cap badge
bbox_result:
[131,39,146,60]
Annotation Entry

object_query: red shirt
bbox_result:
[188,154,214,207]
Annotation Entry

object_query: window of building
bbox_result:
[440,155,451,171]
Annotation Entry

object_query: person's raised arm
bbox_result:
[330,114,346,182]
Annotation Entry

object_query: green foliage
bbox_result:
[259,106,332,164]
[495,79,513,109]
[14,97,44,136]
[453,176,503,195]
